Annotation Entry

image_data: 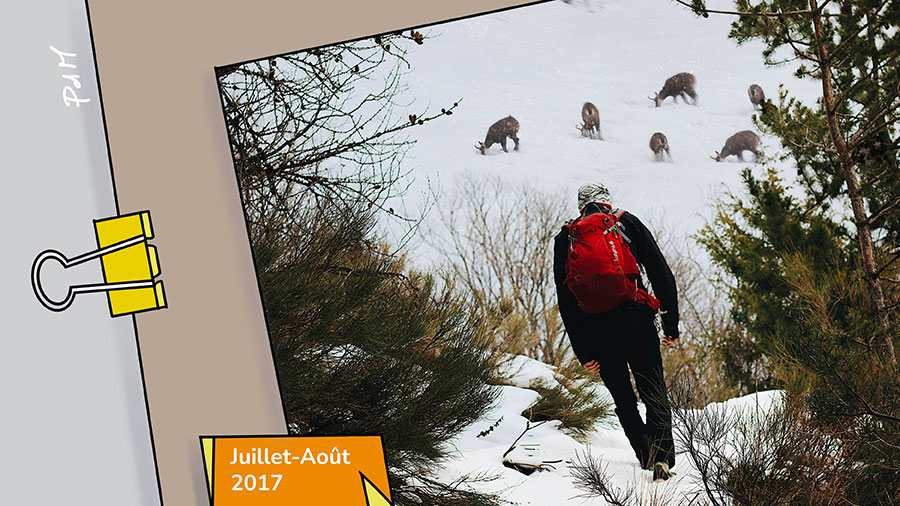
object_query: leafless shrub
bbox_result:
[570,372,857,506]
[218,32,458,247]
[645,226,741,406]
[668,375,853,506]
[432,176,571,366]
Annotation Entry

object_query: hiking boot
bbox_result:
[652,462,674,482]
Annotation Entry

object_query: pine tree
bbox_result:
[682,0,900,363]
[682,1,900,501]
[255,202,500,505]
[698,169,847,391]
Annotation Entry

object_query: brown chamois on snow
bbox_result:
[476,116,520,155]
[650,72,697,107]
[748,84,767,110]
[578,102,602,139]
[649,132,671,162]
[711,130,761,162]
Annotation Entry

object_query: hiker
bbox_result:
[554,183,679,481]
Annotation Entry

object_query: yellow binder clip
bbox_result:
[32,210,167,317]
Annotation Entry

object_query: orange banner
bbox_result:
[200,435,392,505]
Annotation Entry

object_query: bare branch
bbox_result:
[672,0,843,18]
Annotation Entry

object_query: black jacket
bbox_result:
[554,204,679,364]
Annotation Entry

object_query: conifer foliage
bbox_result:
[218,35,499,505]
[254,203,500,504]
[687,1,900,502]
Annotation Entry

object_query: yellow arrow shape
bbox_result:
[200,437,214,498]
[199,436,391,504]
[361,472,392,506]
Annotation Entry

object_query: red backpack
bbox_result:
[563,208,660,314]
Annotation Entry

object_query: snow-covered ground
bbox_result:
[440,355,782,504]
[390,0,820,265]
[377,0,816,502]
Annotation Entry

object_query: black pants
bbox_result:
[584,307,674,468]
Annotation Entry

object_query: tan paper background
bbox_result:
[86,0,535,504]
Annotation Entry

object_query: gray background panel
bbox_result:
[0,1,159,504]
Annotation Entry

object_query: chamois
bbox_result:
[748,84,766,110]
[711,130,761,162]
[649,132,671,162]
[650,72,697,107]
[476,116,520,155]
[578,102,602,139]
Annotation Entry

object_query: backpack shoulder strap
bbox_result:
[610,208,632,244]
[562,219,578,248]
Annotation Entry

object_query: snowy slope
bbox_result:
[439,355,782,504]
[379,0,815,503]
[391,0,820,264]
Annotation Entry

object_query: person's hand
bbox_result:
[661,336,678,347]
[583,360,600,373]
